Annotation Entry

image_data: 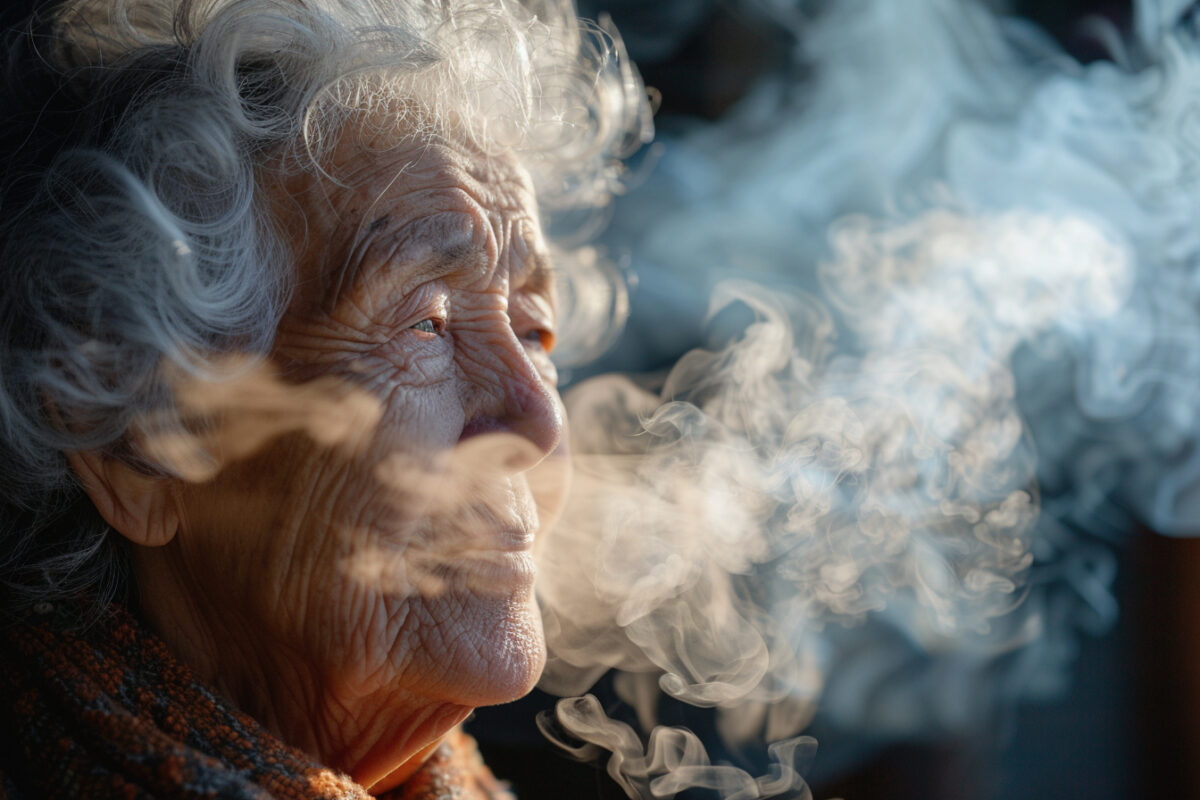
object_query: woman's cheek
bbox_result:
[344,341,458,434]
[370,333,454,381]
[356,345,465,488]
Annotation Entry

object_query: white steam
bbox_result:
[535,0,1200,793]
[539,695,817,800]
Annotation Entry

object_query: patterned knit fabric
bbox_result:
[0,600,514,800]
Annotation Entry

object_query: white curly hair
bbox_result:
[0,0,651,620]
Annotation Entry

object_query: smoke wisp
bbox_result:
[532,0,1200,793]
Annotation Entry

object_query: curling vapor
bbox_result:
[533,0,1200,793]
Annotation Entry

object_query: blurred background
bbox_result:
[468,1,1200,798]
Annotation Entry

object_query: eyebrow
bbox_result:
[325,216,470,305]
[330,213,555,309]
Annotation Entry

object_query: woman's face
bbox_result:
[123,130,568,788]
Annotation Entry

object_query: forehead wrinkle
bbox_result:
[322,164,419,309]
[346,210,490,304]
[295,133,542,313]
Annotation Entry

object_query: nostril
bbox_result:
[508,378,563,459]
[457,326,564,467]
[459,417,507,441]
[459,379,562,471]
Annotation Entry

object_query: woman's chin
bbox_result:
[408,588,547,708]
[466,594,547,707]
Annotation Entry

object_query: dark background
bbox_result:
[468,2,1200,798]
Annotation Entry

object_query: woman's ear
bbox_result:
[66,450,179,547]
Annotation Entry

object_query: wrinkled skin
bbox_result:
[95,129,568,792]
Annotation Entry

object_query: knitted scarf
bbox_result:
[0,600,514,800]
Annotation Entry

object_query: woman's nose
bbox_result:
[458,329,563,472]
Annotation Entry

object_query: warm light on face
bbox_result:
[126,131,570,787]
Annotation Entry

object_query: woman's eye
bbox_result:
[411,318,443,335]
[525,328,556,353]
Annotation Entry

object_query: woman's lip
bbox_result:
[435,525,533,552]
[443,528,537,589]
[451,549,537,590]
[495,527,535,550]
[430,528,536,562]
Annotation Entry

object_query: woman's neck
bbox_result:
[131,542,472,789]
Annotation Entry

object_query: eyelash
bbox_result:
[409,318,554,354]
[409,317,445,335]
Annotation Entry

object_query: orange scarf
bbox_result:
[0,600,512,800]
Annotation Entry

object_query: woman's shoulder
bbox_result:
[0,601,516,799]
[0,600,349,799]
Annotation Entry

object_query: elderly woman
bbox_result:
[0,0,648,796]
